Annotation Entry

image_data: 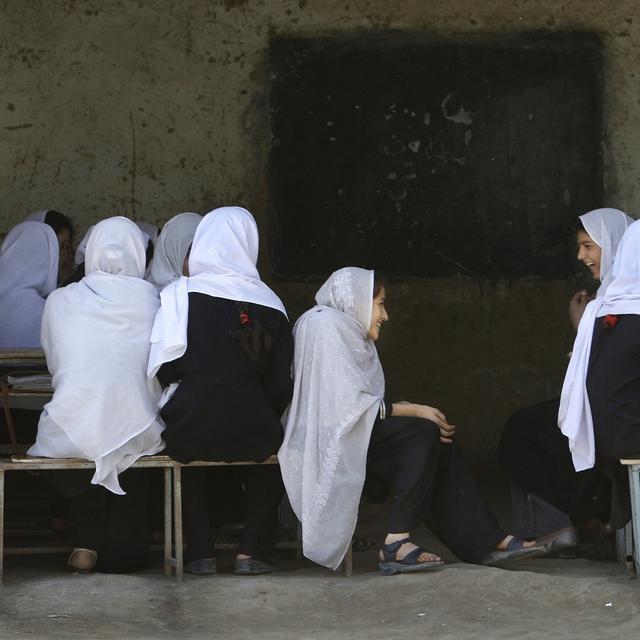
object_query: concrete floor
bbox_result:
[1,539,638,640]
[1,480,638,639]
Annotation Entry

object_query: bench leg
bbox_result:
[629,466,640,577]
[344,546,353,577]
[0,470,4,585]
[163,467,172,577]
[0,378,19,452]
[173,465,183,582]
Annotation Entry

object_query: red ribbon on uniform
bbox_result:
[602,314,618,329]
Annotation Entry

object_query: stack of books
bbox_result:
[6,374,53,393]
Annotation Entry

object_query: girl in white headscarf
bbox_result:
[563,219,640,528]
[149,206,293,576]
[28,216,164,572]
[24,210,75,284]
[146,212,202,290]
[498,208,633,551]
[0,221,59,348]
[568,208,633,328]
[280,267,540,573]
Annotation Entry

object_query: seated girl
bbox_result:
[29,217,165,572]
[148,206,293,576]
[0,221,59,348]
[279,267,541,575]
[563,219,640,530]
[146,212,202,290]
[25,209,75,284]
[498,208,632,550]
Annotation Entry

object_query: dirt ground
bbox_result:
[1,543,638,640]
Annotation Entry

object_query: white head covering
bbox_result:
[23,210,49,223]
[146,213,202,290]
[28,217,164,494]
[0,221,59,348]
[74,225,94,266]
[147,206,286,377]
[579,208,633,297]
[560,213,639,471]
[136,221,159,246]
[278,267,384,570]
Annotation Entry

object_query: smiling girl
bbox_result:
[279,267,541,575]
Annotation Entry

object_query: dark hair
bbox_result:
[145,239,155,268]
[576,219,586,233]
[44,210,73,240]
[373,273,386,298]
[230,302,273,362]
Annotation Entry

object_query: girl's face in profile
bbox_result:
[576,230,602,281]
[57,227,74,283]
[182,246,191,276]
[367,285,389,341]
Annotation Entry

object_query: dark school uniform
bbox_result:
[587,314,640,528]
[158,293,293,561]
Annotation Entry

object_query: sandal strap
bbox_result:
[400,545,428,565]
[505,537,527,552]
[379,538,411,562]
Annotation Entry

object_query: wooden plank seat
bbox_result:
[170,455,311,580]
[0,454,316,584]
[0,454,175,585]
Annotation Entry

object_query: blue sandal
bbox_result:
[480,537,544,566]
[378,538,445,576]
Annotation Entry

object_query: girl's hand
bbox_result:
[392,402,456,443]
[414,405,456,443]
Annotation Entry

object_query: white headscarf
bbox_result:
[560,214,639,471]
[579,208,633,297]
[0,221,59,348]
[147,206,286,377]
[74,225,94,266]
[23,210,49,223]
[28,217,164,494]
[279,267,384,570]
[146,213,202,290]
[136,221,159,246]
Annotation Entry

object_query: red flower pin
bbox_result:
[602,314,618,329]
[239,312,250,326]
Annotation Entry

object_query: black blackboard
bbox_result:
[268,32,603,279]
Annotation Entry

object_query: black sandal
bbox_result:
[378,538,444,576]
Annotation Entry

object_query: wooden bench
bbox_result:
[0,455,175,585]
[0,454,321,583]
[172,457,298,580]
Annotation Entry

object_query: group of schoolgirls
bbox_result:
[0,204,636,577]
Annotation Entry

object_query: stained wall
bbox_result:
[2,0,638,472]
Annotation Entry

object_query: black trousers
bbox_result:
[366,416,505,563]
[181,465,283,562]
[497,399,610,524]
[45,468,152,573]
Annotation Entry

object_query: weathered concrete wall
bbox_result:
[1,0,637,472]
